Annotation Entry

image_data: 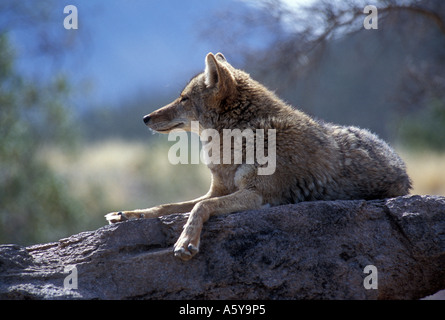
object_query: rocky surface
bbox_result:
[0,195,444,300]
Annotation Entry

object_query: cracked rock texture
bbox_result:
[0,195,444,300]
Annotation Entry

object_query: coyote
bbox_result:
[106,52,411,261]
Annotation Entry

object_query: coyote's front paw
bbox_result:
[105,211,129,224]
[174,233,200,261]
[105,211,147,224]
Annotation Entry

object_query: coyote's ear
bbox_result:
[204,53,235,93]
[205,53,219,87]
[215,52,226,62]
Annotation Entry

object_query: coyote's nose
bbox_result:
[143,114,151,125]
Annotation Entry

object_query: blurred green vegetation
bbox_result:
[398,99,445,150]
[0,33,102,245]
[0,30,210,245]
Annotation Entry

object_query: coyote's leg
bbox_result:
[174,188,262,261]
[105,175,228,224]
[105,194,211,224]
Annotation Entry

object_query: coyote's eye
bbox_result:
[180,96,189,103]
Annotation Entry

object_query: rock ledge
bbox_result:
[0,195,444,299]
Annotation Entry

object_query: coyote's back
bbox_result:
[237,90,412,206]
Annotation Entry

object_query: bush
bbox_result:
[398,100,445,151]
[0,33,89,245]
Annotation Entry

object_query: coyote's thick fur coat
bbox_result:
[106,52,411,260]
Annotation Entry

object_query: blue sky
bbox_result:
[76,0,227,103]
[9,0,259,108]
[7,0,322,110]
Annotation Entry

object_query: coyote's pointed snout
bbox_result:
[142,100,190,133]
[143,114,151,125]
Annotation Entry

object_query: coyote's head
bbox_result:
[143,52,238,134]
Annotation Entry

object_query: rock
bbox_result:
[0,195,444,300]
